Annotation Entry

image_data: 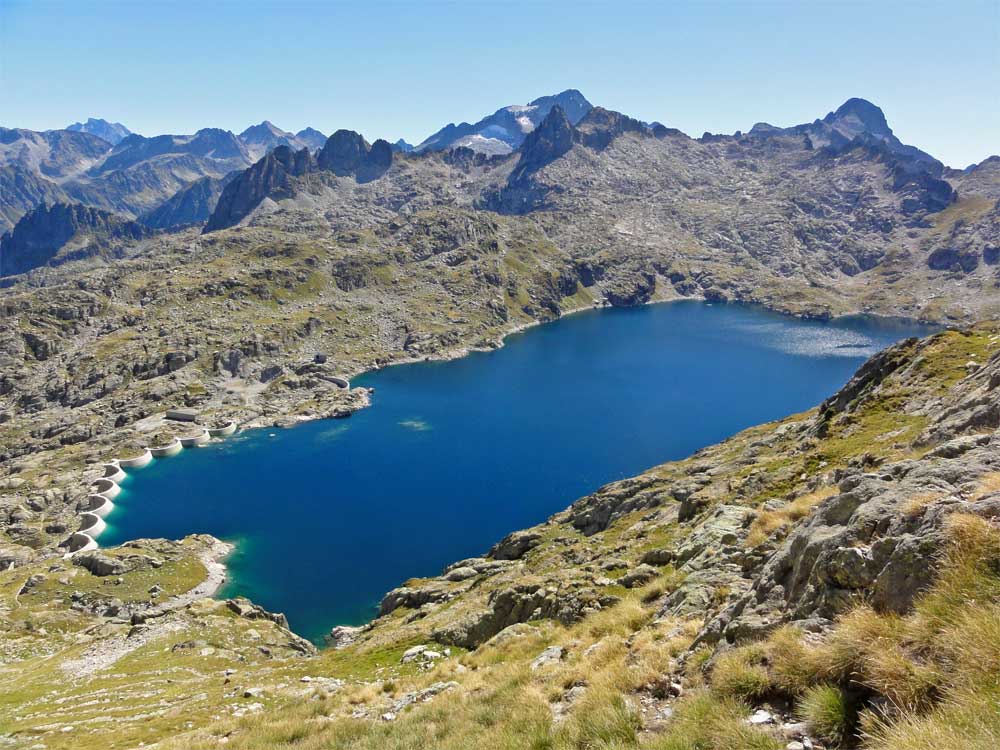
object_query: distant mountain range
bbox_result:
[1,90,997,285]
[0,93,595,235]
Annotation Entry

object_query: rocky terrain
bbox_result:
[0,93,998,748]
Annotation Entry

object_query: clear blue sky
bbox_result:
[2,0,997,167]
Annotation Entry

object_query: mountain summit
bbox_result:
[65,118,131,145]
[415,89,593,155]
[749,97,939,168]
[822,97,893,139]
[238,121,320,160]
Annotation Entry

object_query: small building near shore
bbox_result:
[165,409,199,423]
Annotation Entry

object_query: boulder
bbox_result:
[72,551,128,577]
[328,625,362,649]
[226,597,290,629]
[640,548,675,566]
[489,529,543,560]
[530,645,565,670]
[379,580,455,616]
[620,563,659,588]
[444,566,479,582]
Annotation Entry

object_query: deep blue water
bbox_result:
[101,302,934,642]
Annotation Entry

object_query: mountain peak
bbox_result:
[415,90,593,155]
[240,121,289,141]
[528,89,593,121]
[295,127,328,150]
[512,105,577,177]
[824,97,891,138]
[65,118,131,146]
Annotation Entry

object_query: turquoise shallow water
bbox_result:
[101,302,934,643]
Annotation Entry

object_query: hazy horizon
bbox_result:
[2,0,997,168]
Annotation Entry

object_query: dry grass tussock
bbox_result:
[698,513,1000,748]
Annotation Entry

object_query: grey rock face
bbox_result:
[205,146,315,232]
[317,130,368,174]
[226,596,292,630]
[431,581,619,649]
[701,439,1000,644]
[316,130,393,182]
[0,202,149,276]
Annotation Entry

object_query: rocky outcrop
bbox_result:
[703,439,1000,644]
[316,130,393,182]
[480,106,579,213]
[317,130,368,174]
[927,244,981,272]
[815,337,918,422]
[509,105,578,184]
[205,132,394,232]
[488,529,543,560]
[72,550,128,576]
[0,202,149,276]
[380,580,457,616]
[575,107,647,151]
[204,146,315,232]
[431,580,620,649]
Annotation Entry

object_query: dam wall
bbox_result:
[119,450,153,468]
[103,462,127,483]
[67,532,97,553]
[85,494,115,518]
[92,478,121,499]
[180,429,211,447]
[65,416,242,556]
[149,438,182,457]
[207,421,238,437]
[78,512,107,538]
